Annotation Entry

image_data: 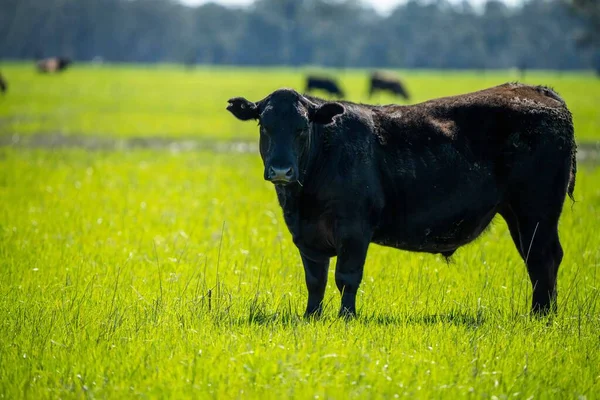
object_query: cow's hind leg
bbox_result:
[501,207,563,315]
[521,220,562,314]
[501,148,571,315]
[499,206,525,259]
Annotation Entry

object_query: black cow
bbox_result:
[369,72,410,100]
[227,83,576,318]
[305,76,345,98]
[0,73,6,94]
[37,57,72,73]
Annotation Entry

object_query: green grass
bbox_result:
[1,64,599,397]
[1,63,599,141]
[1,148,599,398]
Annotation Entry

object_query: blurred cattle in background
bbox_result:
[369,71,410,100]
[305,76,345,98]
[0,73,6,94]
[37,57,72,73]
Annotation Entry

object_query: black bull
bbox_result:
[305,76,345,98]
[227,83,576,317]
[369,73,410,100]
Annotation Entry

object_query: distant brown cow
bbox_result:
[369,71,410,100]
[37,57,72,73]
[0,73,6,94]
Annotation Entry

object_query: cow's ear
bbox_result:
[227,97,259,121]
[309,102,345,125]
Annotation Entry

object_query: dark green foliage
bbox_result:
[0,0,596,69]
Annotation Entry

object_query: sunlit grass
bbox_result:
[0,63,598,397]
[0,63,599,141]
[1,148,599,398]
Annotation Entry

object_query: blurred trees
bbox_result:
[569,0,600,46]
[568,0,600,73]
[0,0,596,70]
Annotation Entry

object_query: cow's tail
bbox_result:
[533,84,576,203]
[568,146,577,203]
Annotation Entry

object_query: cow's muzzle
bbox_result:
[266,165,296,184]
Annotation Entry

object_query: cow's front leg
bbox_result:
[301,253,330,318]
[335,224,370,318]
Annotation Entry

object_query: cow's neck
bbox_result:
[272,124,336,251]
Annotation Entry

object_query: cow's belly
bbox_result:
[372,175,502,253]
[373,207,498,253]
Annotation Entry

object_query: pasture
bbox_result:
[0,64,599,398]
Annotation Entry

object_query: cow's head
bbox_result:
[227,89,344,185]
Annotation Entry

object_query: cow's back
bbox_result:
[331,83,574,253]
[373,83,572,159]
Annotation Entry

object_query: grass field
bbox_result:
[1,64,599,141]
[1,64,600,398]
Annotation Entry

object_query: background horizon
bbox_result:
[180,0,524,15]
[1,0,598,71]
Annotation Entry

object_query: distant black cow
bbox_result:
[305,76,344,98]
[0,73,6,94]
[37,57,72,73]
[227,83,576,318]
[369,72,410,100]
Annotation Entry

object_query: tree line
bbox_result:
[0,0,598,70]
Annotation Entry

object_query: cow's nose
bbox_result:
[267,166,294,182]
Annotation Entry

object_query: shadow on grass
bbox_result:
[217,307,485,329]
[1,132,258,153]
[360,311,485,328]
[2,132,600,166]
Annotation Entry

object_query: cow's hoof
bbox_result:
[303,310,323,320]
